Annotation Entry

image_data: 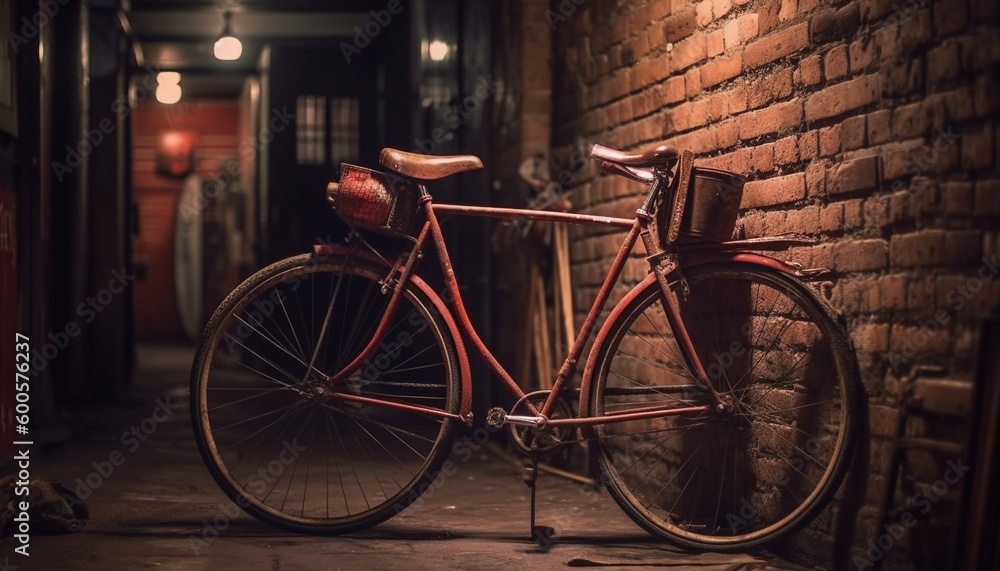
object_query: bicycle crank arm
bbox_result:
[486,407,547,429]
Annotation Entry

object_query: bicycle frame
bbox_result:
[318,180,823,429]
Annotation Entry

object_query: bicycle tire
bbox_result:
[191,252,461,534]
[589,263,861,551]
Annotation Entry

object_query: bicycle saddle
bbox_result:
[589,143,678,169]
[380,148,483,180]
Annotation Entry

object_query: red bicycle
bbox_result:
[190,142,861,552]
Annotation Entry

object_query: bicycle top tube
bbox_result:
[431,203,635,229]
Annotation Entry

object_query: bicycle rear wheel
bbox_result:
[589,263,860,551]
[191,252,460,534]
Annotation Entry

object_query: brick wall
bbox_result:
[543,0,999,566]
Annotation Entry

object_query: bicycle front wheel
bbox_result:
[589,263,860,551]
[191,253,461,534]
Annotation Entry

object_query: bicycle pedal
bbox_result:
[486,407,507,429]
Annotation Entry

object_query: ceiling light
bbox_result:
[214,11,242,61]
[428,40,449,62]
[157,71,181,85]
[156,83,182,104]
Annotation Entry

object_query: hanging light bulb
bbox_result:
[428,40,449,61]
[156,83,182,104]
[214,11,242,61]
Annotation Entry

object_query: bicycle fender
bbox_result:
[313,244,474,425]
[682,250,831,280]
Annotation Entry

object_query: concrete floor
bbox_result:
[2,344,806,570]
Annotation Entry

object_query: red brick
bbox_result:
[863,195,890,229]
[859,0,894,21]
[974,180,1000,217]
[669,99,710,132]
[700,52,743,88]
[724,13,760,50]
[890,230,947,267]
[843,198,863,229]
[835,239,889,272]
[928,42,962,88]
[933,0,968,36]
[696,0,713,26]
[820,203,844,232]
[797,53,822,87]
[889,190,912,224]
[880,139,925,180]
[824,45,849,81]
[713,0,733,20]
[702,148,751,174]
[784,204,820,234]
[670,129,718,154]
[933,88,976,123]
[854,322,890,353]
[880,274,908,310]
[751,144,775,174]
[743,22,810,70]
[736,98,803,140]
[819,125,841,157]
[959,33,993,74]
[798,0,820,15]
[944,230,982,264]
[740,172,806,209]
[810,4,860,44]
[727,83,748,114]
[663,5,698,43]
[962,123,994,172]
[779,0,796,21]
[708,29,725,57]
[799,130,819,160]
[866,110,891,145]
[883,58,924,97]
[747,66,794,109]
[715,121,740,149]
[685,67,701,98]
[943,182,973,216]
[849,38,875,73]
[899,9,933,51]
[842,115,866,151]
[910,177,940,216]
[805,159,827,197]
[891,101,927,140]
[631,51,669,91]
[907,276,935,309]
[829,155,879,194]
[890,325,949,355]
[669,34,708,72]
[804,75,881,122]
[664,75,686,103]
[774,135,799,165]
[761,210,788,235]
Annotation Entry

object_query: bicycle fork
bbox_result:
[638,226,726,409]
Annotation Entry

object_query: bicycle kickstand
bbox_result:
[523,457,555,551]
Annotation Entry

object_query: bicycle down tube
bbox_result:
[320,181,718,427]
